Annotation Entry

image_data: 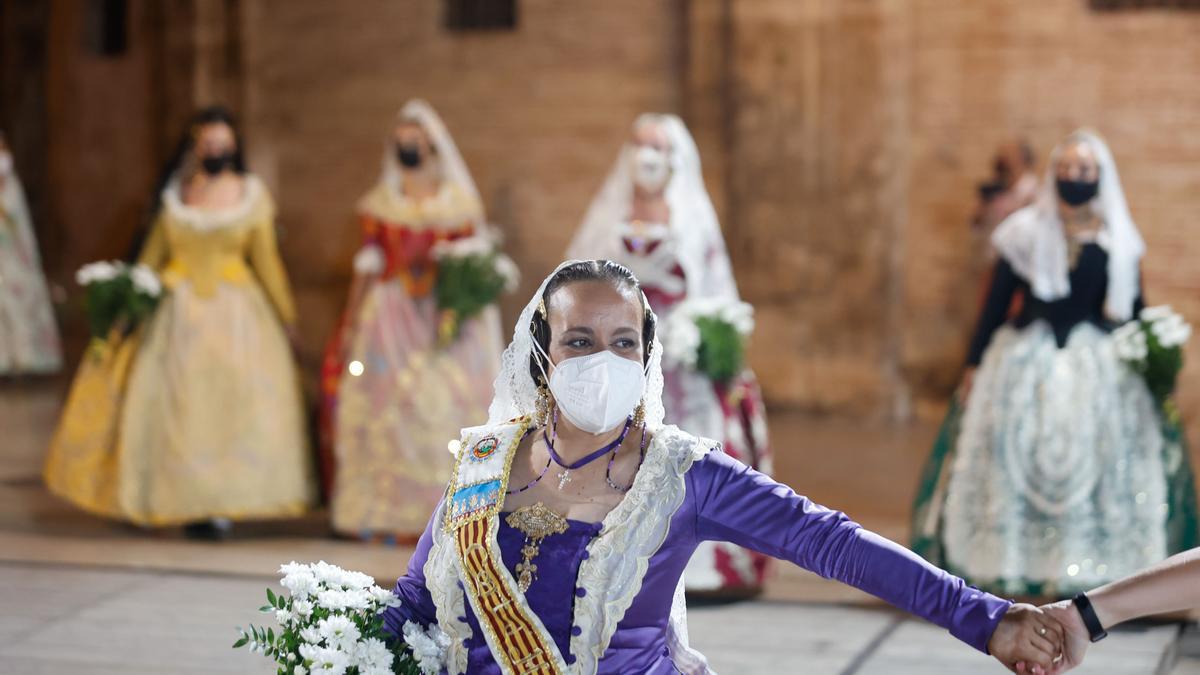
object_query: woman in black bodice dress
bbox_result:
[912,129,1198,598]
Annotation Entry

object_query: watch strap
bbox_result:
[1072,593,1108,643]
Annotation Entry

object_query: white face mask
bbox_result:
[630,145,670,193]
[0,153,11,176]
[534,340,647,435]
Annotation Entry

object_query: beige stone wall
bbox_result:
[714,0,914,418]
[10,1,1200,449]
[235,0,686,370]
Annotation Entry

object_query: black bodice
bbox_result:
[966,243,1143,365]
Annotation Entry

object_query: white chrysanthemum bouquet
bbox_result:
[1113,305,1192,420]
[75,260,161,357]
[234,561,447,675]
[430,231,519,345]
[661,296,755,383]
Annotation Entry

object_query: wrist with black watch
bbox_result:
[1072,593,1109,642]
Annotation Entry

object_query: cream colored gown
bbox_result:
[45,176,316,525]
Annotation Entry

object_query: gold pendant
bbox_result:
[505,503,569,593]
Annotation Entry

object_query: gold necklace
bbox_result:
[505,502,569,593]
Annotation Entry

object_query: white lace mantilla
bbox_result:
[423,498,471,673]
[424,423,714,675]
[161,174,266,231]
[943,321,1168,593]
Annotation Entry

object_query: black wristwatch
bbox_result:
[1072,593,1108,643]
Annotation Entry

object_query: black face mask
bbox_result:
[1056,178,1100,207]
[396,144,423,169]
[200,152,236,176]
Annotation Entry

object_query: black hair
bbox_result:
[529,260,657,387]
[126,105,247,260]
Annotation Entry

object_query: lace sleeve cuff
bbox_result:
[353,244,385,274]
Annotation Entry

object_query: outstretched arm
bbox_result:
[1035,547,1200,673]
[689,450,1063,672]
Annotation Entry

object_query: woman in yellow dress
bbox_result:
[44,107,316,538]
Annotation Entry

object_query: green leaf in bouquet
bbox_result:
[1141,322,1185,405]
[435,253,508,333]
[84,278,124,339]
[267,587,278,608]
[694,316,745,383]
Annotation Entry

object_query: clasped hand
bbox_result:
[988,603,1069,674]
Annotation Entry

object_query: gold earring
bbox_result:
[535,384,552,427]
[632,400,646,428]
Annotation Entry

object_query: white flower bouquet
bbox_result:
[661,296,755,383]
[234,561,447,675]
[1113,305,1191,419]
[430,231,519,344]
[75,260,161,354]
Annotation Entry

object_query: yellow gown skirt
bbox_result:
[44,281,315,526]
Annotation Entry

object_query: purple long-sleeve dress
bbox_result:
[384,447,1010,673]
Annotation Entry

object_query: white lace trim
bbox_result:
[424,500,470,674]
[569,425,712,675]
[943,321,1168,593]
[162,174,265,231]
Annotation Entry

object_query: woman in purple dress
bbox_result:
[382,260,1064,674]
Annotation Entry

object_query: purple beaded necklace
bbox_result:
[605,424,649,493]
[506,411,640,494]
[545,411,633,489]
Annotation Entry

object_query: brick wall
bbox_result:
[235,0,686,370]
[685,1,1200,444]
[11,1,1200,451]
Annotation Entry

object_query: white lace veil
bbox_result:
[566,113,741,302]
[379,99,483,212]
[992,128,1145,321]
[486,259,666,429]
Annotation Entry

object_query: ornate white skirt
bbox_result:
[941,321,1168,595]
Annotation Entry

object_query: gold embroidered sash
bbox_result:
[445,418,568,675]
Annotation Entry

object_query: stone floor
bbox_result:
[1,376,1197,673]
[0,562,1195,674]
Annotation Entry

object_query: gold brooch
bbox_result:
[504,503,569,593]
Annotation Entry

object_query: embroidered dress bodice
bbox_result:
[617,220,686,310]
[967,242,1143,364]
[460,518,604,668]
[356,181,481,296]
[139,175,297,324]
